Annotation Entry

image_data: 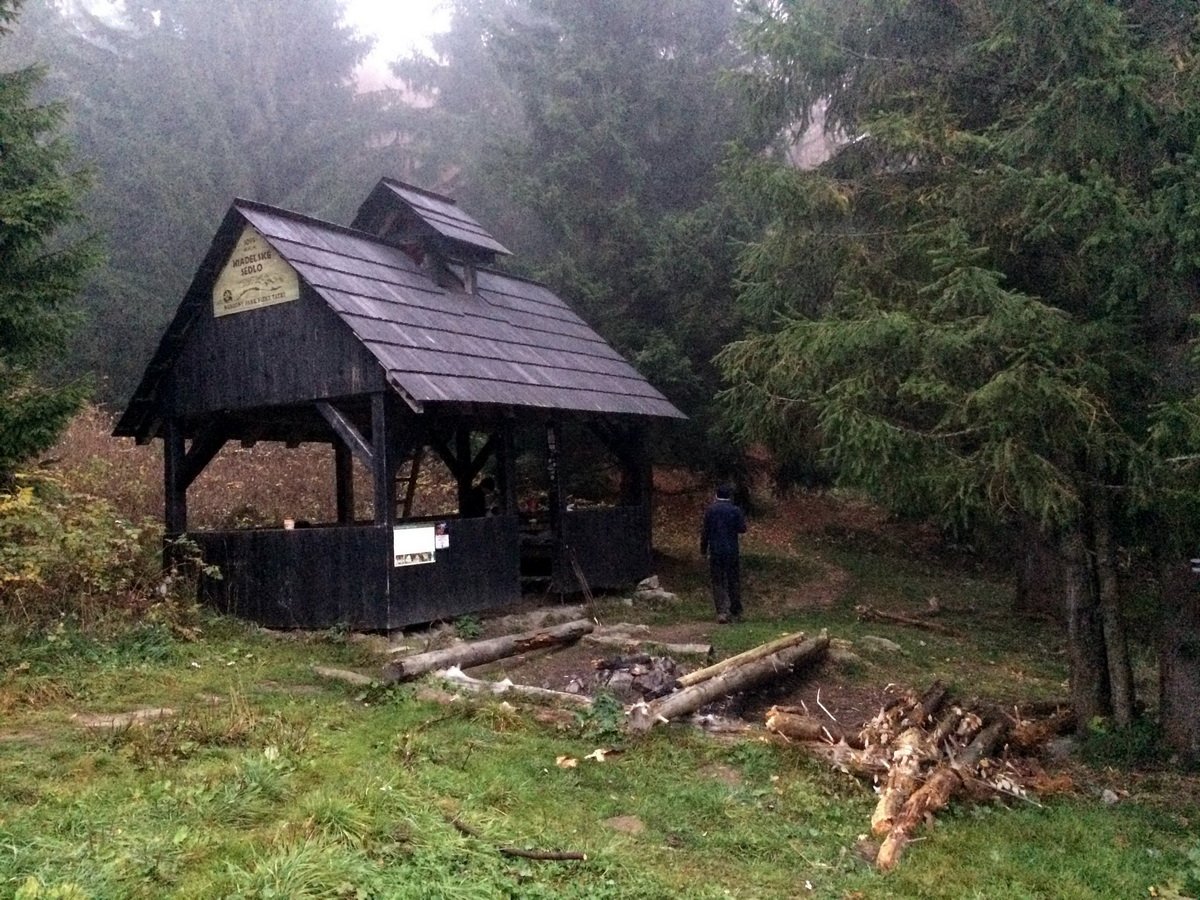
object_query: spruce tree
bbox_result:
[720,0,1200,756]
[0,0,91,479]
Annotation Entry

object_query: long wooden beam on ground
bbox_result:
[675,630,814,688]
[628,632,830,732]
[382,619,595,683]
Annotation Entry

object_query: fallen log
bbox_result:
[675,630,813,688]
[764,708,860,747]
[855,604,962,637]
[382,619,594,683]
[876,717,1009,871]
[906,681,949,729]
[583,634,713,657]
[434,666,594,708]
[628,632,829,731]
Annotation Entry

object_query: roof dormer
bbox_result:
[351,178,511,269]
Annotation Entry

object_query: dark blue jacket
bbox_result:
[701,498,746,557]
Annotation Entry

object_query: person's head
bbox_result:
[716,484,733,500]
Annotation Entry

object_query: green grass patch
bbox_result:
[2,532,1197,898]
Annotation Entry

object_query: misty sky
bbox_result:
[342,0,449,67]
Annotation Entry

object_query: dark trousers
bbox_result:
[709,552,742,618]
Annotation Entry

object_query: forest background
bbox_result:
[3,0,1200,766]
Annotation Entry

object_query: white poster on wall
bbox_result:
[393,524,436,567]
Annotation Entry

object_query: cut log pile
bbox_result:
[766,682,1076,871]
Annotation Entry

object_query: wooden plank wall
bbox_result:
[166,288,384,417]
[193,516,521,630]
[391,515,521,625]
[194,526,392,629]
[559,505,652,591]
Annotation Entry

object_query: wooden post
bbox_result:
[496,421,517,515]
[546,420,567,591]
[371,393,398,526]
[163,418,187,536]
[455,426,473,513]
[335,441,354,524]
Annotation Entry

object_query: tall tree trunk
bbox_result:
[1090,491,1135,727]
[1014,518,1065,622]
[1062,528,1112,731]
[1158,561,1200,768]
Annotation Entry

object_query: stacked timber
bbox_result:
[766,684,1075,871]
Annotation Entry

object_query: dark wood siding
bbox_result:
[193,517,521,629]
[166,286,385,417]
[194,526,392,629]
[559,505,652,591]
[391,515,521,624]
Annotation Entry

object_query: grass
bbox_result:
[2,412,1198,897]
[3,573,1197,897]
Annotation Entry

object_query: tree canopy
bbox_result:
[390,0,774,462]
[719,0,1200,752]
[4,0,388,400]
[0,0,91,478]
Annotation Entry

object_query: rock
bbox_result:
[1043,736,1077,764]
[605,671,636,697]
[637,575,661,591]
[347,633,391,655]
[858,635,903,654]
[632,588,677,604]
[1101,788,1120,806]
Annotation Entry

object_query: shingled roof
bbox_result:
[115,192,683,440]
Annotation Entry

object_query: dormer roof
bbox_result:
[351,178,511,264]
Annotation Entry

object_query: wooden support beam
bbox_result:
[455,427,473,513]
[469,433,498,479]
[430,435,464,480]
[496,423,516,515]
[335,441,354,524]
[179,422,227,490]
[546,420,567,591]
[371,393,398,526]
[401,446,423,519]
[163,418,187,536]
[316,400,373,469]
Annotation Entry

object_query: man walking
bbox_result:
[700,484,747,623]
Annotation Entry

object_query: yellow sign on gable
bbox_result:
[212,226,300,317]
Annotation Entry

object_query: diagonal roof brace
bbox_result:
[316,401,374,469]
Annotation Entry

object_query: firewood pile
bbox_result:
[766,682,1076,871]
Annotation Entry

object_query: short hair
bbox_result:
[716,484,733,500]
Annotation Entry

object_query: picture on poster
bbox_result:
[434,522,450,550]
[393,525,436,567]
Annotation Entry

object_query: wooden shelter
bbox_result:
[114,178,684,629]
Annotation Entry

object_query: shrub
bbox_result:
[0,472,199,629]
